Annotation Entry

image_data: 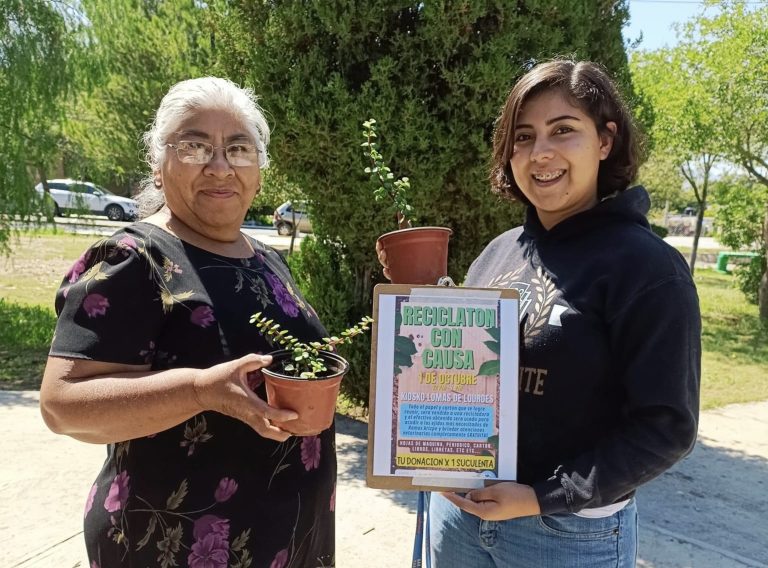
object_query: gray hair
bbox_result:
[136,77,271,218]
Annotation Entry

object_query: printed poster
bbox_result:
[367,285,519,491]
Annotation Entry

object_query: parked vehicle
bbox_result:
[34,179,139,221]
[273,201,312,235]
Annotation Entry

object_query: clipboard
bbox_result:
[366,284,520,492]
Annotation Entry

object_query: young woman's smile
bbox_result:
[510,90,615,229]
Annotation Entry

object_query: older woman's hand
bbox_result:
[194,353,298,442]
[375,240,392,281]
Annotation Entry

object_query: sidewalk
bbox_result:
[1,392,766,567]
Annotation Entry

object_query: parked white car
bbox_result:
[35,179,139,221]
[272,201,313,235]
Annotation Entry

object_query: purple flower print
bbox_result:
[330,482,336,512]
[84,483,97,518]
[65,249,92,283]
[265,273,299,317]
[83,293,110,318]
[301,435,321,471]
[193,515,230,541]
[270,548,289,568]
[188,533,229,568]
[214,478,238,503]
[116,235,137,251]
[190,306,215,328]
[104,471,130,512]
[189,515,230,568]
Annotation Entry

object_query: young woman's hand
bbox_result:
[441,482,541,521]
[375,240,392,280]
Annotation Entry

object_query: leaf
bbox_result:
[483,340,500,355]
[231,528,251,552]
[486,434,499,449]
[166,479,188,510]
[81,261,105,282]
[476,360,500,376]
[136,516,157,550]
[485,327,500,342]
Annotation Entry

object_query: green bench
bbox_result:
[715,251,760,274]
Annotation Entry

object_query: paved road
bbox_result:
[29,216,305,252]
[1,392,766,567]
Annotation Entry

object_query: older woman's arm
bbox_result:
[40,353,297,444]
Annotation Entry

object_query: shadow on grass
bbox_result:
[0,299,55,390]
[697,271,768,361]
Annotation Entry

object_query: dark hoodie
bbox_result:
[465,186,701,515]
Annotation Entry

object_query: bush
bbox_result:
[733,254,767,306]
[650,223,668,238]
[287,237,371,406]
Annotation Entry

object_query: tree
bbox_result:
[214,0,633,402]
[683,1,768,318]
[711,175,767,304]
[636,153,688,219]
[631,47,721,274]
[63,0,217,193]
[0,0,79,250]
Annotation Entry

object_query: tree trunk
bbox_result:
[688,209,705,275]
[759,202,768,321]
[288,209,297,255]
[37,164,53,221]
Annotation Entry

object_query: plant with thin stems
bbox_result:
[250,313,373,379]
[362,118,413,230]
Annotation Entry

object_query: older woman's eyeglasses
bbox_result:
[167,141,260,167]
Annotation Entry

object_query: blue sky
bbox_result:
[623,0,722,51]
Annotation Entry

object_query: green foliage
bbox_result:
[362,119,413,230]
[63,0,218,192]
[733,256,766,306]
[0,0,79,250]
[285,237,372,399]
[712,177,767,251]
[0,299,56,389]
[215,1,632,401]
[711,176,767,303]
[634,1,768,314]
[648,224,669,239]
[636,154,688,214]
[250,311,372,379]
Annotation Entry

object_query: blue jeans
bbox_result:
[429,493,638,568]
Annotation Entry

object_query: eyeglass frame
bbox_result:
[166,140,263,167]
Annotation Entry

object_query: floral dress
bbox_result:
[50,223,336,568]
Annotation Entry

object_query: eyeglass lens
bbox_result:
[175,141,259,166]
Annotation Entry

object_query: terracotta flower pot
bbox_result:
[262,349,349,436]
[376,226,452,285]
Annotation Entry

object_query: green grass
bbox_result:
[0,232,766,410]
[695,269,768,409]
[0,299,56,390]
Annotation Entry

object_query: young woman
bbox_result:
[381,59,701,567]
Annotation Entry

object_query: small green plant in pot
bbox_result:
[362,118,452,285]
[250,312,373,435]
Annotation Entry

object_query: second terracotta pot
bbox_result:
[262,349,349,436]
[377,226,452,285]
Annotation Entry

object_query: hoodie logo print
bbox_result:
[487,266,556,339]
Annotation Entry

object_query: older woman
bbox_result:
[40,78,335,567]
